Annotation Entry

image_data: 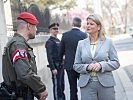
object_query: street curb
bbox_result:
[117,68,133,100]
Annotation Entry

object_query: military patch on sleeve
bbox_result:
[12,49,28,63]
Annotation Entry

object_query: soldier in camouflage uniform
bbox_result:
[1,12,48,100]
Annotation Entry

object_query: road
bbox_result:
[114,35,133,83]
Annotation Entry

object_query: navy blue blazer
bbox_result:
[59,28,87,70]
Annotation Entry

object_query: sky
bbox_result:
[115,0,126,7]
[76,0,125,8]
[52,0,126,17]
[76,0,86,8]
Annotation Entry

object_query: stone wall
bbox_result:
[28,35,51,82]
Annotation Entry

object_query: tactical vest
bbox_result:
[2,40,17,86]
[2,39,37,86]
[1,37,38,100]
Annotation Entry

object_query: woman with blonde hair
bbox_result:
[73,14,120,100]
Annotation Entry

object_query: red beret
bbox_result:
[17,12,39,25]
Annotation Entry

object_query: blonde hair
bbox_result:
[87,14,106,40]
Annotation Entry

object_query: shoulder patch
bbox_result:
[12,49,28,63]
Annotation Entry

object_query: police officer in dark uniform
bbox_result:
[45,23,65,100]
[1,12,48,100]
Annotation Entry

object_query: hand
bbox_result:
[87,63,101,72]
[52,69,57,75]
[87,63,95,71]
[94,63,101,72]
[39,90,48,100]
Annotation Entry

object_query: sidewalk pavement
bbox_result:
[113,34,133,100]
[39,34,133,100]
[114,67,133,100]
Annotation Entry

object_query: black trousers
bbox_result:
[66,70,79,100]
[51,67,65,100]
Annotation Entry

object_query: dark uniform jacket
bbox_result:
[45,36,61,70]
[2,33,46,94]
[59,28,87,70]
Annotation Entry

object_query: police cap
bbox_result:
[17,12,39,25]
[48,23,59,29]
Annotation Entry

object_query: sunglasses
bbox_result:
[52,28,59,30]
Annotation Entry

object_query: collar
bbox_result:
[14,33,26,41]
[14,33,33,49]
[72,27,80,30]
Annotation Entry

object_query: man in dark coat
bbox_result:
[59,17,87,100]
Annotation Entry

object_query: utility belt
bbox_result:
[0,82,38,100]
